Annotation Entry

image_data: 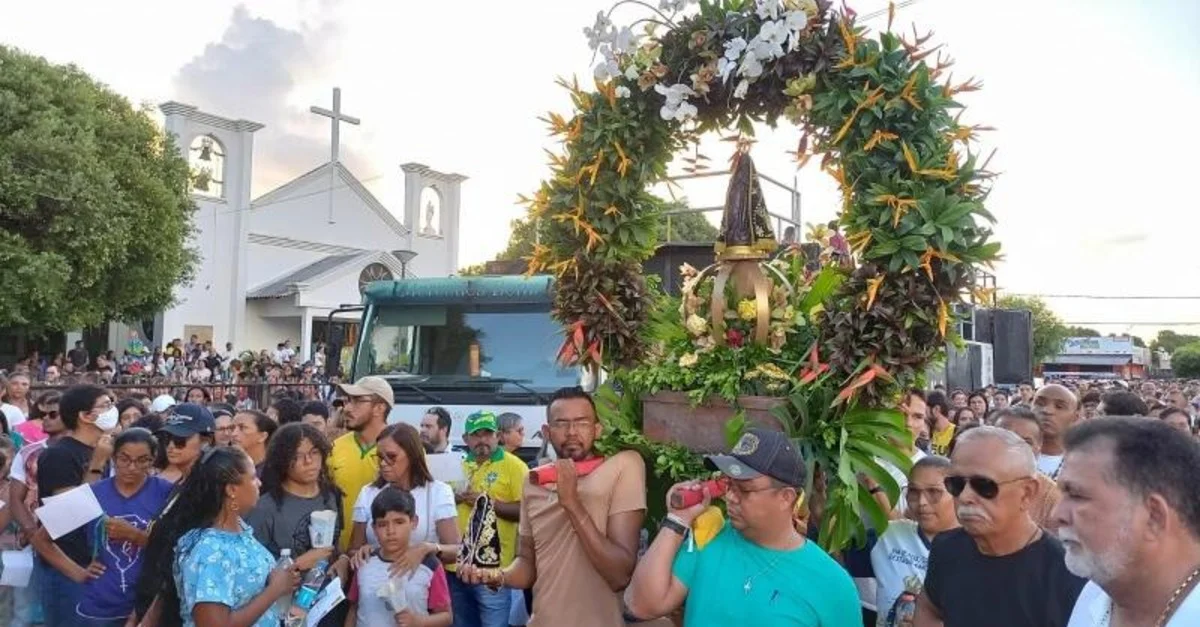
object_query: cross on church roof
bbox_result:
[310,87,360,165]
[310,87,361,224]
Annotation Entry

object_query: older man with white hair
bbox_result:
[914,426,1086,627]
[1056,417,1200,626]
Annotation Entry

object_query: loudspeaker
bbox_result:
[643,243,718,295]
[990,309,1033,385]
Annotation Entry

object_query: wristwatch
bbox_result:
[660,514,689,537]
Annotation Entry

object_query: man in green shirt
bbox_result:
[625,428,861,626]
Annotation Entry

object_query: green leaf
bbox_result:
[724,410,747,449]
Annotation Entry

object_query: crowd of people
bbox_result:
[0,374,1195,626]
[6,336,331,388]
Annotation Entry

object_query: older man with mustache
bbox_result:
[914,426,1086,627]
[1056,418,1200,626]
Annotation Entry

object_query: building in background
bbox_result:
[1043,336,1149,380]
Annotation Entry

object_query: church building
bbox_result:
[136,96,463,362]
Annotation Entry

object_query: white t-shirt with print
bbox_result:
[352,481,456,548]
[870,520,931,626]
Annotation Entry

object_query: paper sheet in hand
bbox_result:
[427,452,466,483]
[35,483,103,539]
[306,576,345,627]
[0,548,34,587]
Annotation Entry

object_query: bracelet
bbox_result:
[661,514,689,537]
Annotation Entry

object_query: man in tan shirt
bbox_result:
[459,387,646,626]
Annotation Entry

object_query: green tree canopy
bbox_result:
[0,46,196,333]
[998,294,1068,365]
[1152,330,1200,355]
[1065,326,1100,337]
[1171,342,1200,378]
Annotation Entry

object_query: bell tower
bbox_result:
[157,102,263,347]
[401,163,467,277]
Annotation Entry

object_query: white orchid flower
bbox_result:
[655,82,697,106]
[584,11,615,50]
[756,0,782,20]
[674,101,699,121]
[724,37,748,61]
[717,57,738,82]
[659,0,692,12]
[738,53,764,79]
[593,46,621,82]
[733,79,750,99]
[615,85,631,98]
[613,26,638,55]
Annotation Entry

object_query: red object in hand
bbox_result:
[670,479,728,510]
[530,457,606,486]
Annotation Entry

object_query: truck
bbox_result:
[338,274,573,460]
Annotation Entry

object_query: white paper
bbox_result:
[35,484,104,540]
[305,576,345,627]
[0,548,34,587]
[426,452,466,483]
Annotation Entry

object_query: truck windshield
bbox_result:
[355,304,577,390]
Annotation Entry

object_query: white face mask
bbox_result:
[94,406,119,431]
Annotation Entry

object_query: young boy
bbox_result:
[346,486,452,627]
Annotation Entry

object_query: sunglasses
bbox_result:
[166,433,194,449]
[943,475,1028,500]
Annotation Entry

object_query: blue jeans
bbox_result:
[39,562,88,627]
[449,575,511,627]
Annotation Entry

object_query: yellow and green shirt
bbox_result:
[931,424,956,456]
[457,449,528,567]
[329,431,379,550]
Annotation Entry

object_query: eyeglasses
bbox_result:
[379,452,404,467]
[724,479,781,499]
[115,454,154,469]
[216,425,237,433]
[904,486,947,505]
[944,475,1029,500]
[292,449,323,464]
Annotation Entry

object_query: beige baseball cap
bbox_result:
[337,376,394,407]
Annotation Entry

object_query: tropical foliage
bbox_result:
[525,0,1000,550]
[0,46,198,332]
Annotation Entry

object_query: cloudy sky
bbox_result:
[3,0,1198,340]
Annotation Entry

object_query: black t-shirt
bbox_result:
[924,528,1085,627]
[37,436,98,566]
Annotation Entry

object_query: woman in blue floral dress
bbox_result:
[138,446,300,626]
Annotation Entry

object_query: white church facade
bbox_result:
[139,97,463,362]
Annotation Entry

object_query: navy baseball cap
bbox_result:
[160,403,216,438]
[705,428,806,487]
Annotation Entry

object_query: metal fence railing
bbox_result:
[29,381,332,410]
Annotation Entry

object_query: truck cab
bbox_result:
[349,275,571,461]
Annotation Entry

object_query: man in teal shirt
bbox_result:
[625,428,860,626]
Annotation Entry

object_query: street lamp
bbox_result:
[392,250,418,278]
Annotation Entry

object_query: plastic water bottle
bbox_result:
[284,560,329,627]
[272,549,295,618]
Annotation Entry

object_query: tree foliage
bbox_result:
[1152,331,1200,355]
[998,295,1066,365]
[1170,342,1200,378]
[1065,326,1100,337]
[0,46,196,333]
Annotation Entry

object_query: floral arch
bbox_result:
[524,0,1000,549]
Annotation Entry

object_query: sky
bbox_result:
[2,0,1199,340]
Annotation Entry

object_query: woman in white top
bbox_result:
[870,455,959,627]
[349,423,460,573]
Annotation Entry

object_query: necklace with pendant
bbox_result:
[1101,564,1200,627]
[743,552,785,594]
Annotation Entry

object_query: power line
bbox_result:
[1064,322,1200,327]
[1011,294,1200,301]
